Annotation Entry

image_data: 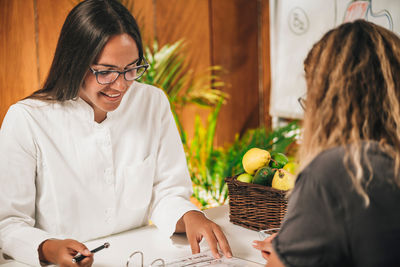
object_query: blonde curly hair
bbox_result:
[299,20,400,205]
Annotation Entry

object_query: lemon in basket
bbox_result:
[242,148,271,175]
[271,169,296,190]
[237,173,253,183]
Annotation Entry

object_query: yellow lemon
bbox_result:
[242,148,271,175]
[271,169,296,190]
[237,173,253,183]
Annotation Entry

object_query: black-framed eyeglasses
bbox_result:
[90,58,149,85]
[297,94,306,111]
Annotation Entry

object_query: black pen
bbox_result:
[72,242,110,263]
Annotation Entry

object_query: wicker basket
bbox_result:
[225,175,288,231]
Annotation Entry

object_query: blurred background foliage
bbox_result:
[123,1,300,209]
[140,39,300,209]
[141,40,228,146]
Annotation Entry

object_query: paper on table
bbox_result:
[160,250,263,267]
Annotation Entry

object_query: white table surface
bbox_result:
[1,205,266,266]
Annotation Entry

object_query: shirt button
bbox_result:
[104,168,113,184]
[104,139,111,147]
[105,176,113,185]
[105,208,112,215]
[104,168,112,175]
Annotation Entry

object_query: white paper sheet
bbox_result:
[161,250,263,267]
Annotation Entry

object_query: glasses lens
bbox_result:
[124,68,137,81]
[125,66,147,81]
[135,66,147,79]
[97,71,119,84]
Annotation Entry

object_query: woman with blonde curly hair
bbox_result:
[253,20,400,266]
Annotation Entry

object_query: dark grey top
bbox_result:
[273,143,400,267]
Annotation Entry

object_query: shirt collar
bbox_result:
[67,82,136,125]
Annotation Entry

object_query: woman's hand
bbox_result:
[252,233,277,260]
[176,210,232,259]
[252,233,284,267]
[39,239,93,267]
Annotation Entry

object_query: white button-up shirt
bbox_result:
[0,82,198,265]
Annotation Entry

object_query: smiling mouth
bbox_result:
[100,92,121,98]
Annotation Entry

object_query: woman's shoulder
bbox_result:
[3,98,64,125]
[299,146,349,189]
[307,143,390,168]
[5,99,47,117]
[303,146,346,176]
[131,82,166,97]
[301,142,391,185]
[13,98,56,111]
[125,82,170,106]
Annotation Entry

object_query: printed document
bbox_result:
[161,250,263,267]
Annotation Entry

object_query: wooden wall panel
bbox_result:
[155,0,211,71]
[37,0,77,87]
[261,0,272,128]
[210,0,260,144]
[155,0,212,144]
[0,0,38,123]
[128,0,155,46]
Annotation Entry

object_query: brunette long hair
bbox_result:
[29,0,143,101]
[300,20,400,205]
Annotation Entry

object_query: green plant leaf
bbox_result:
[121,11,300,208]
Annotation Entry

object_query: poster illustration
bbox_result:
[269,0,399,119]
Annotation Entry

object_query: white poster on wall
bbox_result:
[269,0,400,119]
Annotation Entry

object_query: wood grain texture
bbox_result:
[0,0,38,123]
[261,0,271,128]
[155,0,211,71]
[155,0,213,144]
[37,0,77,87]
[128,0,155,46]
[210,0,260,144]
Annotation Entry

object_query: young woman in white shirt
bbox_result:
[0,0,231,266]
